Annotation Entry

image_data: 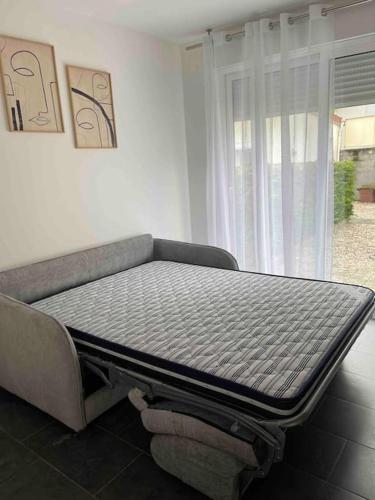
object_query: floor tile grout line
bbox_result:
[21,421,53,443]
[341,366,375,381]
[322,393,375,412]
[350,346,375,356]
[348,340,375,351]
[283,451,342,485]
[326,438,348,481]
[327,480,370,500]
[0,456,40,488]
[94,451,143,497]
[0,421,371,500]
[276,462,331,490]
[325,390,375,412]
[280,461,369,500]
[0,426,48,460]
[0,417,147,498]
[310,422,375,452]
[0,420,52,445]
[30,453,97,499]
[95,423,152,457]
[336,366,375,383]
[322,478,369,500]
[22,422,149,497]
[0,429,97,499]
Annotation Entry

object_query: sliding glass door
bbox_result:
[332,51,375,289]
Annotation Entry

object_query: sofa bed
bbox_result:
[0,234,374,500]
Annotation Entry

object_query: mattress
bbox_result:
[32,261,374,416]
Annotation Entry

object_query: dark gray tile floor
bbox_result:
[0,320,374,499]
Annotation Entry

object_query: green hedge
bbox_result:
[334,160,356,223]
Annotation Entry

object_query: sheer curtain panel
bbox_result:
[204,4,334,279]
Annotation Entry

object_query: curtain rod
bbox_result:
[185,0,372,50]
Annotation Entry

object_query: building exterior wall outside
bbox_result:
[340,148,375,194]
[342,116,375,150]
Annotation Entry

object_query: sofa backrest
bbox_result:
[0,234,153,303]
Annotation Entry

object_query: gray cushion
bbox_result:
[151,434,244,500]
[0,234,153,303]
[141,408,258,467]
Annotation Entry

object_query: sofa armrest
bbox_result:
[153,239,239,271]
[0,293,86,431]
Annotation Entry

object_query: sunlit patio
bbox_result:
[333,201,375,290]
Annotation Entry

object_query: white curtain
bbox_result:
[204,4,334,279]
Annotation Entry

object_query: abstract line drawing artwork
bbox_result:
[0,35,64,132]
[67,66,117,148]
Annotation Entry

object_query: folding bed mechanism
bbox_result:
[0,234,374,500]
[79,350,286,497]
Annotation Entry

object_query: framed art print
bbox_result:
[67,65,117,148]
[0,35,64,132]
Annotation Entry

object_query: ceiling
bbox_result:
[48,0,312,44]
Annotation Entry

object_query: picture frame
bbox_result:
[0,35,64,133]
[66,65,117,149]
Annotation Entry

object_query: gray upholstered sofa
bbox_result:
[0,234,237,431]
[0,234,248,500]
[1,233,373,500]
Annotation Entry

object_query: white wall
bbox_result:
[0,0,190,270]
[182,2,375,245]
[182,46,208,244]
[182,48,207,244]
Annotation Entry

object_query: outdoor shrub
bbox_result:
[334,160,356,223]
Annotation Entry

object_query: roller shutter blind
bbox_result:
[334,51,375,108]
[267,65,319,115]
[232,51,375,120]
[232,63,320,121]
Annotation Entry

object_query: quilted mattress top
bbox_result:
[32,261,373,404]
